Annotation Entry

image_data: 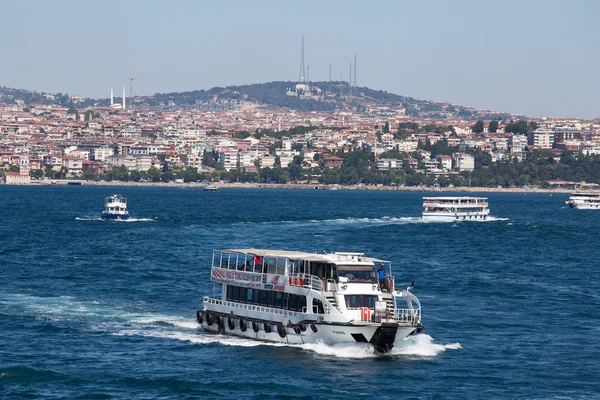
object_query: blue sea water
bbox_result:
[1,186,599,399]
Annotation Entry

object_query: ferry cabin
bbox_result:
[199,249,422,352]
[422,196,490,220]
[101,194,129,219]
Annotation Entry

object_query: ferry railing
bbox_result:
[326,279,338,292]
[393,308,421,324]
[288,273,324,291]
[203,296,301,318]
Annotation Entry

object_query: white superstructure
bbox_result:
[566,193,600,209]
[197,249,423,353]
[422,196,490,220]
[101,194,129,220]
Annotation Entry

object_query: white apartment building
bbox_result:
[376,158,403,171]
[219,151,238,171]
[510,135,528,155]
[527,130,555,149]
[453,153,475,172]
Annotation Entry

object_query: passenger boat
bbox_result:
[203,184,218,192]
[100,194,129,220]
[196,249,423,353]
[422,196,490,220]
[566,192,600,209]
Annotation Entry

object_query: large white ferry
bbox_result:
[422,196,490,220]
[566,192,600,209]
[196,249,423,353]
[101,194,129,220]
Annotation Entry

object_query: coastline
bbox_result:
[11,180,582,194]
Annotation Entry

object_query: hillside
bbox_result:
[0,81,517,120]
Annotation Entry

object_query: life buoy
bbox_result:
[277,324,286,338]
[228,315,235,330]
[240,319,247,332]
[293,325,301,335]
[196,310,203,324]
[300,278,305,287]
[252,320,259,333]
[205,312,213,326]
[289,277,294,286]
[264,322,272,333]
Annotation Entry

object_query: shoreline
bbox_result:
[10,180,583,194]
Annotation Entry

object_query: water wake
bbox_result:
[1,294,459,359]
[253,216,508,227]
[76,217,154,222]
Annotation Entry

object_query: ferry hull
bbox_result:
[101,213,129,220]
[197,310,418,353]
[422,213,489,221]
[567,202,600,209]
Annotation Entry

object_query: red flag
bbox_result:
[252,255,262,264]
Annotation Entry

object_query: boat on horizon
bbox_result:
[422,196,490,220]
[101,194,129,220]
[566,192,600,209]
[203,184,218,192]
[196,248,423,354]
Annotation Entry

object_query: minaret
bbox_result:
[122,86,126,110]
[110,87,114,106]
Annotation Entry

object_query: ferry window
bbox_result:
[281,293,288,308]
[232,286,240,301]
[276,258,287,275]
[226,286,232,301]
[260,290,269,306]
[239,287,247,302]
[253,289,260,304]
[266,258,277,274]
[247,289,253,303]
[344,295,378,309]
[276,292,283,308]
[267,291,276,307]
[312,299,325,314]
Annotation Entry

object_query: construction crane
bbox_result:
[125,77,144,106]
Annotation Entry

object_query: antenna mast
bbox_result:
[298,34,306,83]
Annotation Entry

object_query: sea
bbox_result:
[1,186,599,399]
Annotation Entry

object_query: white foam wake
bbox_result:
[75,217,154,222]
[1,293,460,359]
[255,216,508,227]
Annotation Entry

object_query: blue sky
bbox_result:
[1,0,598,118]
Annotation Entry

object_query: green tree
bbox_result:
[472,120,484,134]
[383,121,390,133]
[488,120,499,133]
[147,166,161,182]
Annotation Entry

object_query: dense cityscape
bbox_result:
[1,81,599,189]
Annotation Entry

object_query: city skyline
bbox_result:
[1,0,599,119]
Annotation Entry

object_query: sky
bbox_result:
[1,0,598,119]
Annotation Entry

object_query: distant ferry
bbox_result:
[566,193,600,209]
[101,194,129,220]
[197,249,423,353]
[423,196,490,220]
[203,184,218,192]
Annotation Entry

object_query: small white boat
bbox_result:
[101,194,129,220]
[197,249,423,354]
[203,184,218,192]
[566,193,600,209]
[422,196,490,220]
